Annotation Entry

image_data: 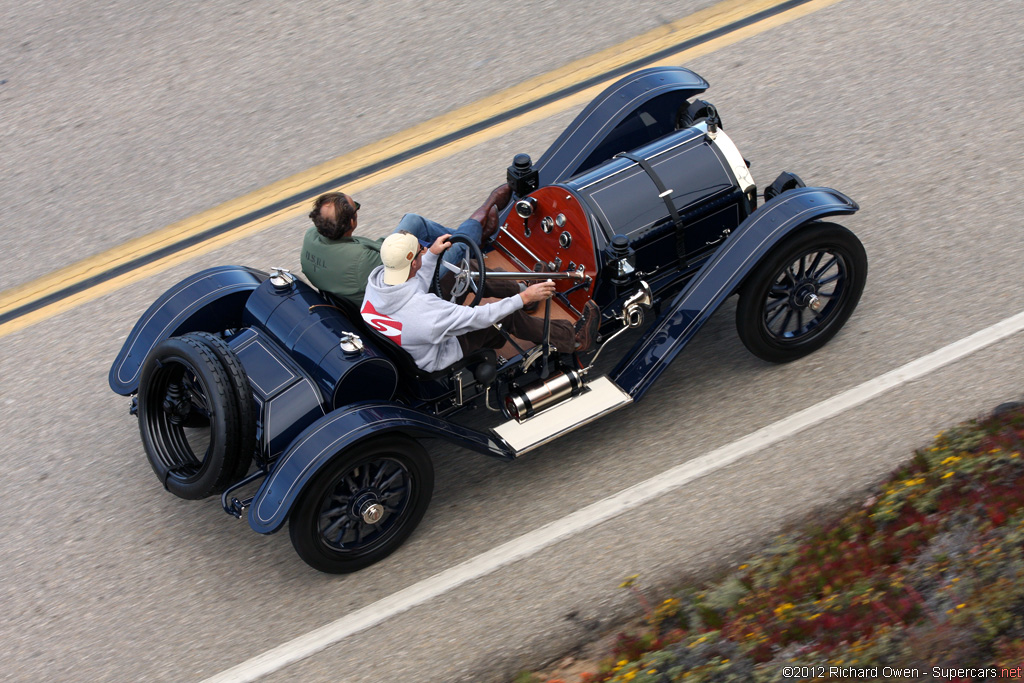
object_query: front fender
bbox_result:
[611,187,858,400]
[248,402,513,534]
[534,66,709,186]
[108,265,266,395]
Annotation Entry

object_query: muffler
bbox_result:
[505,369,584,421]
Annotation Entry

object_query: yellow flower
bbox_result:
[942,472,954,479]
[773,602,795,616]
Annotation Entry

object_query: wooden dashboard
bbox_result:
[486,186,597,316]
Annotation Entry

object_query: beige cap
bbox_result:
[380,232,425,285]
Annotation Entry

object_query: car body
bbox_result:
[109,66,867,573]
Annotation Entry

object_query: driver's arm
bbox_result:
[414,233,450,287]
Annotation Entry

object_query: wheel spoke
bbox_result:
[380,468,405,491]
[370,464,388,489]
[795,308,804,333]
[766,303,789,328]
[818,272,842,286]
[765,297,788,313]
[812,255,838,279]
[322,515,351,540]
[379,488,407,503]
[806,250,824,278]
[780,309,794,334]
[361,464,376,489]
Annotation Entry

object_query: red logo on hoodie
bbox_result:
[360,301,403,345]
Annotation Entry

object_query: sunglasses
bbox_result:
[351,200,361,212]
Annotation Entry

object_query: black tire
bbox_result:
[183,332,257,479]
[736,222,867,363]
[137,335,243,499]
[289,435,434,574]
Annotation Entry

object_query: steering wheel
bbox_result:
[431,234,486,307]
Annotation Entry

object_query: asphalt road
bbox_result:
[2,0,1024,681]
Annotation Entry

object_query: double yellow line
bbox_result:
[0,0,841,339]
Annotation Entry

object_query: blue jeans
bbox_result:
[394,213,482,266]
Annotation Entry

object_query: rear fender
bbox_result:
[108,265,266,395]
[248,402,513,534]
[610,187,859,399]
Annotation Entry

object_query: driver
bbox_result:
[301,183,511,306]
[361,231,600,372]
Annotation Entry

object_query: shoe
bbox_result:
[488,182,513,211]
[482,205,499,240]
[573,300,601,351]
[469,183,513,228]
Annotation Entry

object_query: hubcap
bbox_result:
[360,501,385,524]
[805,293,823,312]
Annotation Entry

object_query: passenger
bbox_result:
[361,231,600,373]
[301,184,511,306]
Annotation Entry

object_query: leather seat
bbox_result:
[318,290,497,386]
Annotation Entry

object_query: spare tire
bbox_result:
[183,332,257,479]
[137,335,243,499]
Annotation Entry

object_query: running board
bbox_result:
[492,376,632,456]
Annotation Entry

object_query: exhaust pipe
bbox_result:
[505,369,584,421]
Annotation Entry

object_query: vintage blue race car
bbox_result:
[109,67,867,573]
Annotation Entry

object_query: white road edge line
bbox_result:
[204,309,1024,683]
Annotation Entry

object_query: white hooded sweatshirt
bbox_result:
[361,249,522,372]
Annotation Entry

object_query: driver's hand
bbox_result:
[429,234,452,255]
[520,280,556,305]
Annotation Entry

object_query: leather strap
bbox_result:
[614,151,686,258]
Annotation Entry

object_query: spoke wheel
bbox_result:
[137,336,245,499]
[737,222,867,363]
[289,435,433,574]
[431,234,486,306]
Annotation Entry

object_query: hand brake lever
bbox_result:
[541,297,551,379]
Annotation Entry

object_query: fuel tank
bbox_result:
[241,275,398,410]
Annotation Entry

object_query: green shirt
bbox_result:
[300,227,384,306]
